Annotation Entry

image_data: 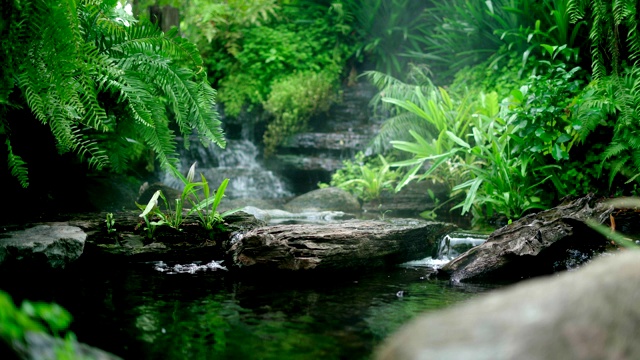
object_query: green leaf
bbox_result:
[140,190,162,218]
[552,143,567,161]
[556,133,572,143]
[446,131,470,148]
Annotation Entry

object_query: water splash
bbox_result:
[436,233,488,261]
[153,260,227,274]
[400,232,488,270]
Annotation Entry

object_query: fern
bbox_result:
[568,0,640,78]
[4,138,29,188]
[0,0,225,186]
[568,0,640,186]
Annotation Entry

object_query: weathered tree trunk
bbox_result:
[440,194,614,283]
[227,219,455,272]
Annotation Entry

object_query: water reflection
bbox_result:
[0,263,498,360]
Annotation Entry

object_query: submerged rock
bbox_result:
[227,219,454,272]
[440,194,613,282]
[376,250,640,360]
[0,224,86,270]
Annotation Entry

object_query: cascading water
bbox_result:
[160,138,293,199]
[400,232,488,269]
[436,233,488,261]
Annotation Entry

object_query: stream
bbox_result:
[0,232,496,360]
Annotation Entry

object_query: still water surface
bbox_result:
[4,260,497,359]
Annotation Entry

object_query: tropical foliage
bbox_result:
[176,0,354,153]
[343,0,430,77]
[568,0,640,187]
[338,0,640,225]
[1,0,225,188]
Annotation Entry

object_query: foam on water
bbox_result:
[153,260,227,274]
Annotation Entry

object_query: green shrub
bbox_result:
[263,70,339,155]
[183,1,353,153]
[320,152,402,202]
[508,65,585,163]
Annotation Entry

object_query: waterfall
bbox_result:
[436,233,488,260]
[160,139,293,199]
[400,232,488,269]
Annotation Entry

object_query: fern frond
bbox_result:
[603,141,629,160]
[5,139,29,188]
[567,0,586,23]
[369,112,436,153]
[4,0,225,185]
[608,156,629,186]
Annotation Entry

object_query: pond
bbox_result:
[1,255,498,359]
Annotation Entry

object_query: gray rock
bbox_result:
[441,194,613,282]
[14,331,123,360]
[376,251,640,360]
[284,187,361,213]
[274,154,344,172]
[363,181,449,214]
[0,224,86,269]
[282,132,371,151]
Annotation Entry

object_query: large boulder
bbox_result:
[0,224,86,270]
[227,219,454,272]
[284,187,361,213]
[376,251,640,360]
[441,194,613,282]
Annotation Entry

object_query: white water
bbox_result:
[161,139,293,199]
[153,260,227,274]
[400,232,488,269]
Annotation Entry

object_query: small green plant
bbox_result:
[367,68,475,156]
[136,163,203,232]
[105,212,116,235]
[137,163,238,238]
[321,152,401,202]
[138,190,167,239]
[338,155,398,201]
[189,177,233,231]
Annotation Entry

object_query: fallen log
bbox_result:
[227,219,455,272]
[440,194,614,283]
